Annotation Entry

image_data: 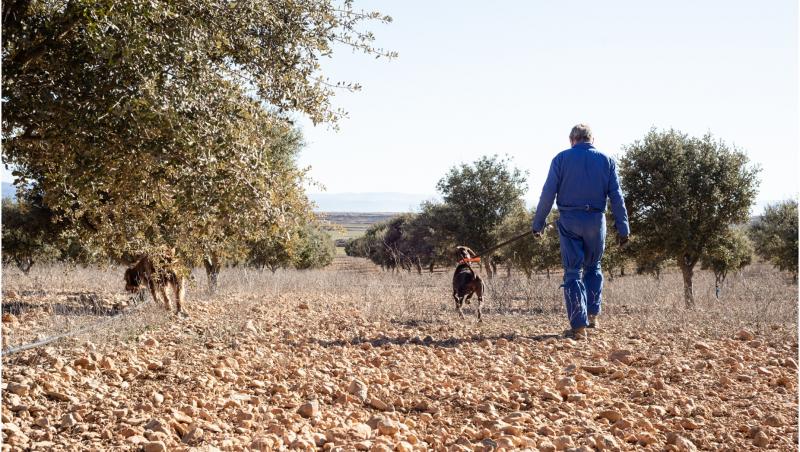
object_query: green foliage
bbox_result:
[247,233,294,273]
[1,198,59,273]
[750,200,798,279]
[2,0,392,270]
[347,158,528,276]
[601,210,631,278]
[620,128,760,307]
[495,204,560,277]
[436,155,527,254]
[701,226,754,292]
[404,202,460,270]
[344,236,369,259]
[248,221,334,272]
[631,248,669,279]
[292,225,336,270]
[353,221,392,269]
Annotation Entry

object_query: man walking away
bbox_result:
[531,124,630,339]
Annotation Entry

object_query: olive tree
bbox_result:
[436,155,527,278]
[292,224,336,270]
[750,200,798,280]
[493,203,530,275]
[700,226,754,297]
[248,232,295,273]
[1,198,59,273]
[496,205,560,278]
[410,202,461,271]
[2,0,393,273]
[620,129,760,308]
[601,210,631,279]
[344,236,370,259]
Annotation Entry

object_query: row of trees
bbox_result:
[1,197,336,285]
[2,1,390,291]
[345,156,528,276]
[347,130,798,307]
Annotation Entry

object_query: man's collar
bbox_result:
[572,141,594,149]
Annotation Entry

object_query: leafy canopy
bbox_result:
[750,200,798,279]
[620,128,760,306]
[436,155,527,253]
[2,0,393,266]
[495,204,560,278]
[1,198,60,273]
[700,226,753,290]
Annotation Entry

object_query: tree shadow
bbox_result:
[2,292,142,317]
[314,331,563,349]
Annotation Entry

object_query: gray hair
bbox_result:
[569,124,593,142]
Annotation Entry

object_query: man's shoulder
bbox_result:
[554,148,573,159]
[587,146,617,163]
[555,145,615,163]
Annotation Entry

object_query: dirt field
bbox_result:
[1,258,798,451]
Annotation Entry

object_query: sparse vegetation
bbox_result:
[750,200,799,281]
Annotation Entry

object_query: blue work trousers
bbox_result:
[557,211,606,329]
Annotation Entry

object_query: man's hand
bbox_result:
[533,229,543,238]
[616,234,629,248]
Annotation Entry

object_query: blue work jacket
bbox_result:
[532,142,630,236]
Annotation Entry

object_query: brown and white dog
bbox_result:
[452,246,485,321]
[124,256,186,316]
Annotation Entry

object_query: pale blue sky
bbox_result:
[295,0,798,212]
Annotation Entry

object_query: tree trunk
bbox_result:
[429,262,435,273]
[546,268,551,279]
[16,257,34,275]
[714,271,723,299]
[415,259,422,275]
[680,263,695,309]
[483,258,494,279]
[506,264,512,277]
[204,255,221,294]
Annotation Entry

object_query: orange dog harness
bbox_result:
[457,257,482,265]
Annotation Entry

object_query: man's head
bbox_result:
[569,123,593,147]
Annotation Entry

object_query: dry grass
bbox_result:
[1,264,179,351]
[2,257,797,450]
[2,258,795,353]
[209,258,797,340]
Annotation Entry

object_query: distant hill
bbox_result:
[308,192,438,213]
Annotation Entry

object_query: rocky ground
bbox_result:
[1,261,798,451]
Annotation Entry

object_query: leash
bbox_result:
[477,230,534,257]
[457,226,550,265]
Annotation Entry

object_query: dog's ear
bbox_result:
[458,246,475,258]
[455,246,474,259]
